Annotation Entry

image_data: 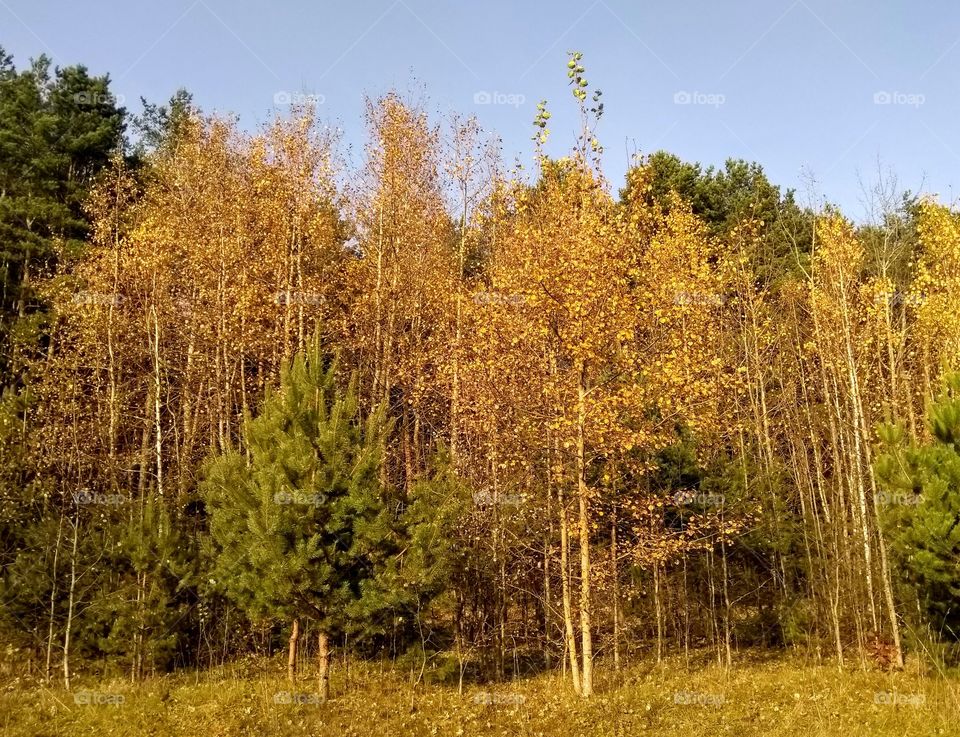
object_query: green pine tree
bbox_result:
[876,374,960,650]
[0,48,125,380]
[202,336,396,699]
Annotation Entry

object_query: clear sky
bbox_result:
[2,0,958,216]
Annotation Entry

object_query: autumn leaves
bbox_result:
[34,52,960,693]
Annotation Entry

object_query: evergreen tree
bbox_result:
[622,151,813,282]
[203,336,398,699]
[131,88,194,157]
[90,497,195,679]
[0,49,125,379]
[876,374,960,647]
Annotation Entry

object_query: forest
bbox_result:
[1,43,960,736]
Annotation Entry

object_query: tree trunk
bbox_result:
[611,502,621,672]
[62,511,79,691]
[576,360,593,698]
[150,305,165,498]
[558,485,581,695]
[287,619,300,684]
[654,562,664,663]
[44,510,64,684]
[317,631,330,702]
[544,459,554,671]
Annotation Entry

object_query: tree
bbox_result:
[0,49,125,379]
[345,93,456,494]
[624,151,813,283]
[202,336,392,700]
[876,374,960,648]
[131,88,194,157]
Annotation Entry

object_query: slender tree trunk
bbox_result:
[450,188,467,465]
[654,562,664,663]
[150,306,164,498]
[62,511,79,691]
[611,502,621,672]
[133,570,146,682]
[543,456,554,671]
[317,631,330,702]
[720,531,733,668]
[575,360,593,698]
[44,510,64,683]
[288,619,300,684]
[558,485,581,695]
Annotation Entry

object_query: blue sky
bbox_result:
[3,0,958,216]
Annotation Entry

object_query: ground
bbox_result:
[2,652,958,736]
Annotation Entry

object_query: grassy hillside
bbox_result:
[3,653,958,736]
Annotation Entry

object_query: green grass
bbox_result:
[2,652,959,736]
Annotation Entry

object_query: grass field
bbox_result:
[2,652,958,736]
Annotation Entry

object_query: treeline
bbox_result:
[2,48,960,698]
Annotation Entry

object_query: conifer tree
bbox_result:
[202,336,392,700]
[876,374,960,645]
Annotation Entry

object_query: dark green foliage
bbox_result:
[0,48,125,378]
[131,88,194,157]
[876,376,960,644]
[357,451,469,654]
[650,435,802,648]
[0,385,39,570]
[203,336,452,647]
[622,151,814,283]
[91,498,197,675]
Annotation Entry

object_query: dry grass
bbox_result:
[2,651,958,736]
